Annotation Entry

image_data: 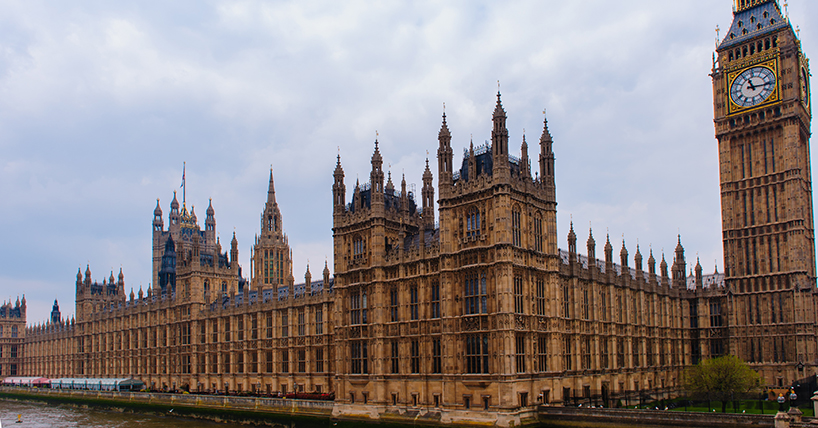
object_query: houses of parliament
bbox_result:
[6,0,816,424]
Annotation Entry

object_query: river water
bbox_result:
[0,400,324,428]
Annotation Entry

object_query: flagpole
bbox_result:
[182,162,186,206]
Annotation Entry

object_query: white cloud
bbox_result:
[0,0,815,323]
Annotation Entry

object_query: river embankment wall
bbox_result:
[538,405,813,428]
[3,387,814,428]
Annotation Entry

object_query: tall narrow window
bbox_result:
[514,276,524,314]
[390,287,399,322]
[266,312,273,338]
[315,308,323,335]
[391,341,399,374]
[281,312,288,337]
[512,208,522,246]
[515,334,526,373]
[582,337,591,369]
[432,339,442,374]
[410,285,419,320]
[350,288,367,325]
[316,347,324,372]
[411,340,420,373]
[464,271,487,315]
[466,208,481,238]
[351,341,368,374]
[465,334,489,374]
[281,349,289,373]
[537,335,548,372]
[562,284,570,318]
[534,215,543,252]
[297,349,306,372]
[600,337,609,369]
[563,335,572,371]
[430,281,441,319]
[298,309,306,336]
[536,278,546,316]
[353,236,365,259]
[582,289,590,320]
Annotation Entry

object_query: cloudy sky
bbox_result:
[1,1,815,324]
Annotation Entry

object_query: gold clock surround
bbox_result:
[726,58,780,116]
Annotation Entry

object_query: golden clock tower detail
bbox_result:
[712,0,814,384]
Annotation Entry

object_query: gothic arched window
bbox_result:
[534,213,543,252]
[512,205,522,247]
[466,207,480,238]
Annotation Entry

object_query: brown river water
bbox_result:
[0,400,322,428]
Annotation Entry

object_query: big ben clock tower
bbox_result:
[713,0,815,385]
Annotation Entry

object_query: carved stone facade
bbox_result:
[24,170,335,395]
[330,94,735,420]
[0,298,25,377]
[16,1,818,424]
[712,0,815,386]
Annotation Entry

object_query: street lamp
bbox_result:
[778,393,785,412]
[789,389,797,410]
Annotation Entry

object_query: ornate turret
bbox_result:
[648,249,656,275]
[520,134,531,179]
[305,264,312,288]
[620,240,629,268]
[695,258,703,289]
[604,234,614,270]
[491,90,510,179]
[205,198,216,240]
[422,158,435,229]
[370,139,385,209]
[539,110,555,188]
[231,232,239,267]
[437,110,453,193]
[635,245,643,272]
[153,199,163,231]
[671,235,686,285]
[50,300,61,324]
[587,228,596,261]
[76,268,83,295]
[333,155,346,215]
[567,222,577,255]
[660,253,669,280]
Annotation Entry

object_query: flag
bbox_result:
[180,162,185,188]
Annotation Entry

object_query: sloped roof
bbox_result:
[719,1,789,50]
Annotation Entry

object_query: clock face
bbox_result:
[730,66,777,108]
[802,67,810,107]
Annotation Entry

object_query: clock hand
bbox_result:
[746,80,757,91]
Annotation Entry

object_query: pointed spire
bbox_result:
[438,108,451,139]
[493,87,506,119]
[620,239,629,267]
[171,190,179,210]
[267,168,277,205]
[540,109,553,148]
[386,170,395,193]
[154,199,163,217]
[206,198,214,216]
[520,134,531,179]
[423,157,433,181]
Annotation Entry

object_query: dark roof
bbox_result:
[719,1,788,50]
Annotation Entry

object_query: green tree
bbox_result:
[683,355,761,413]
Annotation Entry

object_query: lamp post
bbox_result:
[778,393,785,412]
[789,389,797,410]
